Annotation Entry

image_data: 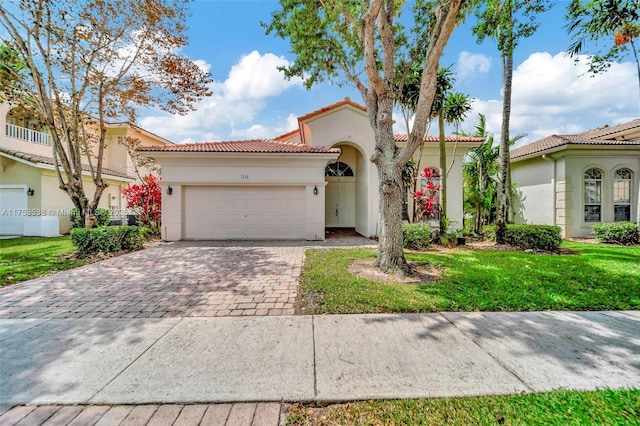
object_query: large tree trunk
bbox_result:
[375,162,409,274]
[438,112,447,236]
[496,51,513,244]
[371,99,410,274]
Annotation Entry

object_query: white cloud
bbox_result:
[458,51,638,148]
[139,50,303,143]
[456,51,491,80]
[193,59,211,74]
[224,51,303,100]
[230,113,299,139]
[392,111,414,135]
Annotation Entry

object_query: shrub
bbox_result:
[483,225,496,242]
[71,226,145,254]
[122,174,161,236]
[94,208,110,227]
[403,223,432,250]
[70,208,82,229]
[70,207,110,228]
[503,224,562,251]
[592,222,639,245]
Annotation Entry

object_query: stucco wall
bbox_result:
[513,148,639,238]
[563,150,639,238]
[0,158,124,235]
[511,157,556,227]
[304,106,375,153]
[154,153,337,241]
[303,105,379,237]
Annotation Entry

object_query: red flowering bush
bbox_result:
[412,167,441,221]
[122,174,161,236]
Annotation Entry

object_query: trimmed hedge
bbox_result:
[592,222,639,245]
[71,225,145,254]
[503,224,562,251]
[403,223,433,251]
[70,208,111,228]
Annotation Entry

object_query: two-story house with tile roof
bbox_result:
[0,103,174,236]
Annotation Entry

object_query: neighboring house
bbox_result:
[511,119,640,238]
[0,103,173,236]
[139,98,482,241]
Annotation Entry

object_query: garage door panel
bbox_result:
[184,186,305,239]
[0,187,27,235]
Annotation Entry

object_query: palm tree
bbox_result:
[395,65,471,230]
[463,115,499,234]
[434,70,472,237]
[473,0,551,243]
[463,115,526,235]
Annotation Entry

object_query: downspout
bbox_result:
[541,154,556,226]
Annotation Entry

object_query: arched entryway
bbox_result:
[325,143,367,234]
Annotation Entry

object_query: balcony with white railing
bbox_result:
[5,123,51,146]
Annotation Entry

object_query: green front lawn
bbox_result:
[285,389,640,425]
[0,236,87,287]
[300,241,640,313]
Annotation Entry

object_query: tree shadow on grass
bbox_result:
[411,247,640,311]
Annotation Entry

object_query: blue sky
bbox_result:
[139,0,640,148]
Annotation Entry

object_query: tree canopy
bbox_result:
[566,0,640,104]
[265,0,469,273]
[0,0,211,223]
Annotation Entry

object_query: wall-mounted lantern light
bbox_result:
[27,187,35,196]
[166,186,173,195]
[313,185,318,195]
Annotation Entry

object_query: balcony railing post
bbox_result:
[5,123,51,146]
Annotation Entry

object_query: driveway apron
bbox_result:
[0,242,305,319]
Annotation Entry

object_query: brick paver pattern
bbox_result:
[0,402,281,426]
[0,243,304,319]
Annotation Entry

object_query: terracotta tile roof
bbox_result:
[394,134,485,143]
[107,122,175,145]
[578,119,640,140]
[510,134,640,160]
[297,97,367,122]
[137,139,340,154]
[273,128,300,141]
[0,147,135,180]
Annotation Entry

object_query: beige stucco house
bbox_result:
[0,103,173,236]
[511,119,640,238]
[139,98,482,241]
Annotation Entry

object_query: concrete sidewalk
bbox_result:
[1,311,639,407]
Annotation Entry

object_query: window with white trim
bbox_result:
[584,168,603,222]
[614,168,632,222]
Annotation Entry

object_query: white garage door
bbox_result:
[0,187,27,235]
[184,186,306,239]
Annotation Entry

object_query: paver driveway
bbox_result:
[0,242,305,319]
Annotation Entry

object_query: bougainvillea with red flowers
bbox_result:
[412,167,441,221]
[122,174,161,235]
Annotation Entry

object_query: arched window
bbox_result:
[614,168,633,222]
[584,168,603,222]
[325,161,354,177]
